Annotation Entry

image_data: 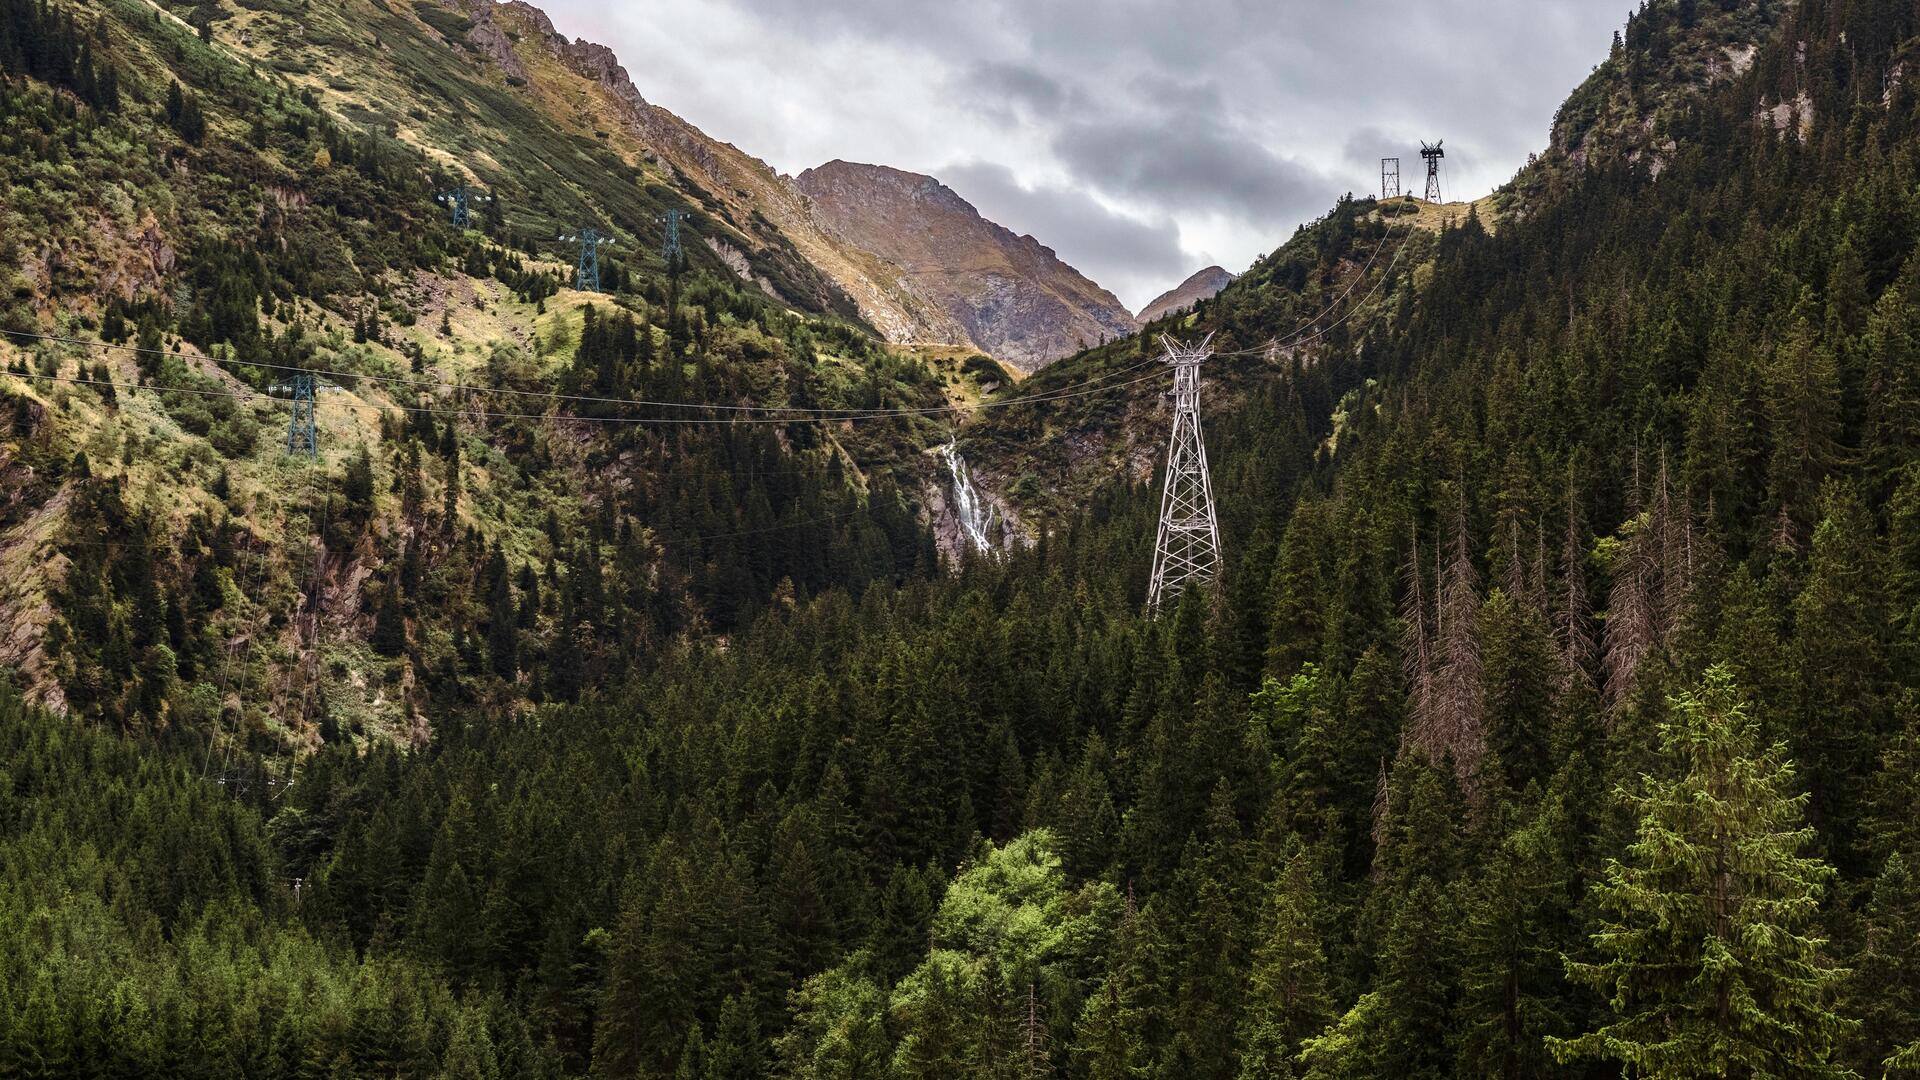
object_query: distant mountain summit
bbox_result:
[793,161,1140,373]
[1137,265,1236,324]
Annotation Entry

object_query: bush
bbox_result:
[208,412,260,458]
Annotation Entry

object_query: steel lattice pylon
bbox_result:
[437,184,491,228]
[574,228,605,293]
[285,372,317,458]
[1147,334,1221,613]
[1421,140,1445,203]
[658,208,686,267]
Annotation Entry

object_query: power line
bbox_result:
[1213,219,1420,360]
[1200,218,1409,363]
[0,363,1170,427]
[1266,221,1404,348]
[1,328,1165,419]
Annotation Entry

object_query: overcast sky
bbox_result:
[540,1,1626,309]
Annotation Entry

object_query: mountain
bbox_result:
[196,0,978,343]
[794,160,1141,372]
[292,0,1120,366]
[0,0,978,737]
[1507,0,1791,205]
[1137,264,1236,323]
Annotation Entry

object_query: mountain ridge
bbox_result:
[423,0,1126,367]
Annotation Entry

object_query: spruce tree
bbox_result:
[1551,667,1853,1077]
[486,550,516,679]
[1842,852,1920,1077]
[1234,849,1333,1079]
[1455,788,1581,1079]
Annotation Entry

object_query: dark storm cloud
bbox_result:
[940,161,1188,303]
[952,61,1079,123]
[1053,116,1334,229]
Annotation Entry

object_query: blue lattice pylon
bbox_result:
[285,372,317,458]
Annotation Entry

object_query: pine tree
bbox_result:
[1601,504,1657,716]
[1073,904,1155,1080]
[1551,667,1853,1077]
[1868,695,1920,865]
[705,993,765,1080]
[1434,502,1485,783]
[1478,589,1555,794]
[1766,303,1842,522]
[1399,529,1435,756]
[486,550,516,679]
[344,445,375,509]
[1861,259,1920,494]
[439,1008,502,1080]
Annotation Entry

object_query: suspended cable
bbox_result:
[1266,219,1405,347]
[1213,217,1421,360]
[0,328,1163,419]
[0,364,1169,426]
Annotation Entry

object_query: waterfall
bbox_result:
[942,442,997,554]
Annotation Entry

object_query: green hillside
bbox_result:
[7,0,1920,1077]
[0,0,1001,758]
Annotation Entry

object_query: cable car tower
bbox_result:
[436,184,491,228]
[1146,334,1222,613]
[562,227,614,292]
[1420,141,1445,203]
[658,208,687,269]
[1381,157,1401,200]
[283,373,317,458]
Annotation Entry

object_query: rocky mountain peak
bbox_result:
[1137,265,1236,324]
[794,160,1139,373]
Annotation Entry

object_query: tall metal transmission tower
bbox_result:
[1381,157,1401,200]
[658,208,687,268]
[285,372,317,458]
[1146,334,1222,613]
[1420,141,1445,203]
[435,184,491,228]
[562,227,613,292]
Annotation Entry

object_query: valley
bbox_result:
[3,0,1920,1076]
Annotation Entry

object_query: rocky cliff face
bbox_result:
[1137,265,1235,324]
[794,161,1140,373]
[1509,0,1789,203]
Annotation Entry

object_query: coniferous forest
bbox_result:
[5,0,1920,1076]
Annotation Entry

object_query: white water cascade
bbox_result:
[942,441,997,555]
